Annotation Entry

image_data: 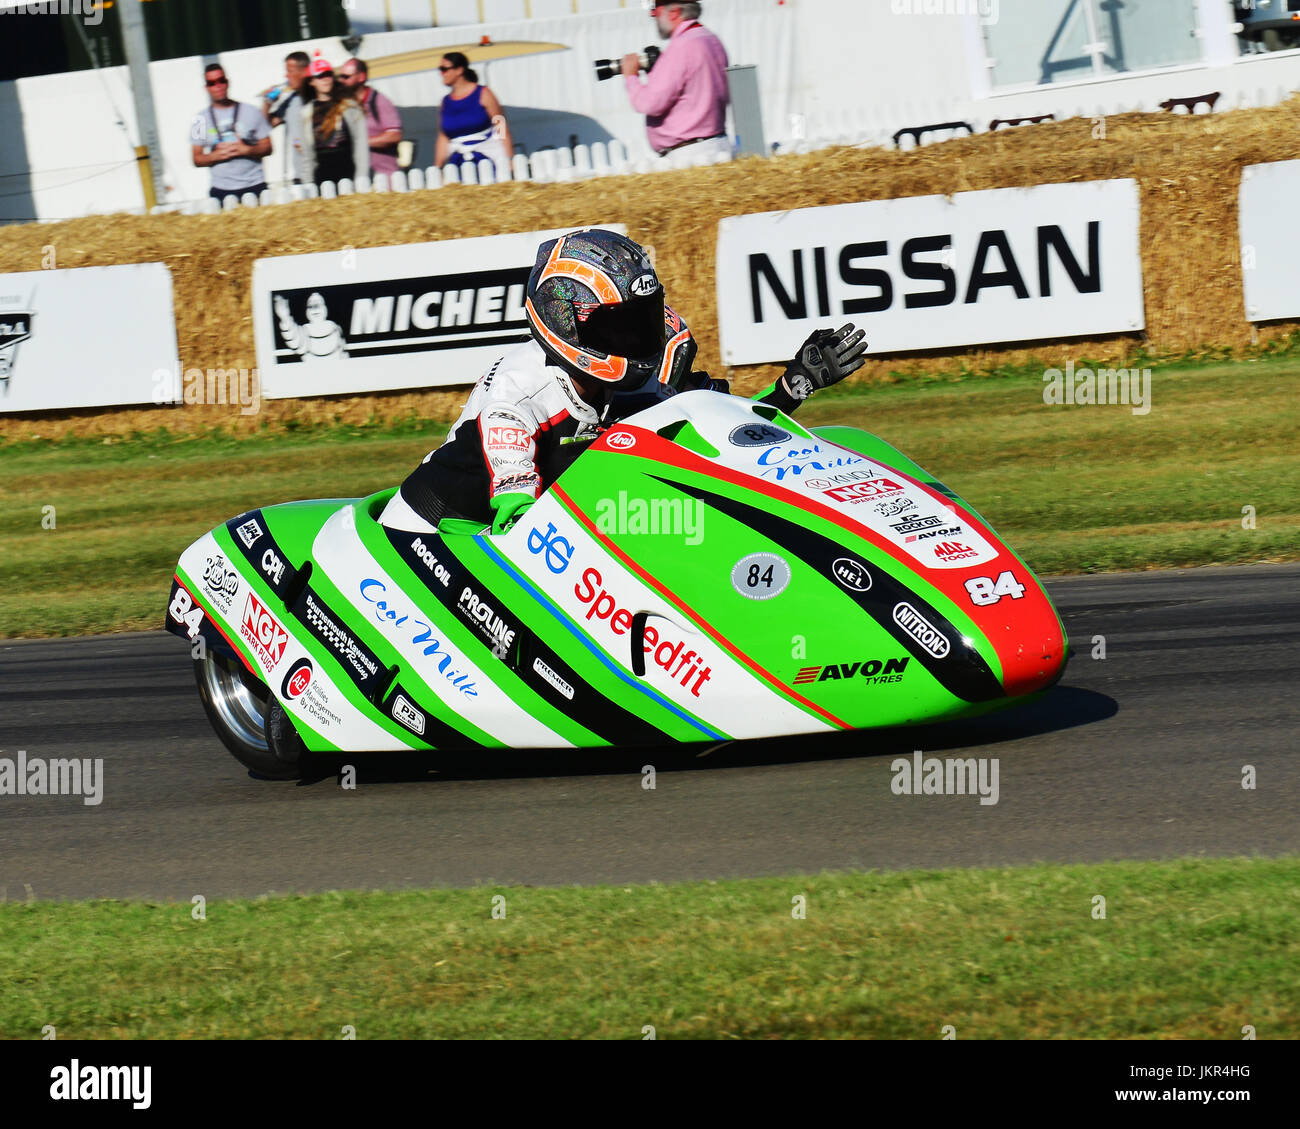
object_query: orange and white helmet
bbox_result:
[525,230,682,390]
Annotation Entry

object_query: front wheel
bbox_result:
[193,651,303,779]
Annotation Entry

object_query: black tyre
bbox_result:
[193,650,303,779]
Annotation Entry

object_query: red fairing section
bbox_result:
[591,425,1066,698]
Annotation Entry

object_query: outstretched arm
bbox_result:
[756,324,868,414]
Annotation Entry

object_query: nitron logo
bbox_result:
[892,602,950,658]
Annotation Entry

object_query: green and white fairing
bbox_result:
[166,391,1068,759]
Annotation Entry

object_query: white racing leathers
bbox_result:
[382,340,605,529]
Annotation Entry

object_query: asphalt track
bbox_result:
[1,563,1296,901]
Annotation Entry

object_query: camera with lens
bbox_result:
[594,44,660,82]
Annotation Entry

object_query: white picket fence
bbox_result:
[154,136,735,215]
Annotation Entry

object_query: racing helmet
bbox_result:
[525,230,674,390]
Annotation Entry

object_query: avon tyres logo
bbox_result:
[241,592,289,671]
[360,579,479,697]
[794,657,910,685]
[824,477,906,504]
[281,658,313,700]
[574,566,712,697]
[527,522,575,574]
[892,602,950,658]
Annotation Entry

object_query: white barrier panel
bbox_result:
[0,264,179,414]
[1240,161,1300,322]
[716,179,1146,364]
[252,225,626,400]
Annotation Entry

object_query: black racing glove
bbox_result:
[778,323,868,403]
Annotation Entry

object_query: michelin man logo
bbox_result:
[274,291,348,361]
[0,289,35,395]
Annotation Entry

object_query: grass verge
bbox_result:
[1,857,1295,1039]
[1,357,1297,637]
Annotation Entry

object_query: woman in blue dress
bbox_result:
[434,52,514,178]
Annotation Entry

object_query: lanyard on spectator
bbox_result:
[208,101,241,142]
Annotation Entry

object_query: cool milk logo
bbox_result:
[281,658,313,700]
[359,579,479,696]
[241,592,290,671]
[755,442,867,482]
[527,523,575,575]
[892,602,950,658]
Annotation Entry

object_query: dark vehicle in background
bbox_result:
[1236,1,1300,52]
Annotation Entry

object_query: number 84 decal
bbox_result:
[965,570,1026,607]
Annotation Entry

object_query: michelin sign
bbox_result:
[252,227,625,399]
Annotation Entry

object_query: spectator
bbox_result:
[622,2,730,160]
[339,57,404,179]
[434,52,513,177]
[263,50,311,184]
[298,52,370,189]
[190,63,273,204]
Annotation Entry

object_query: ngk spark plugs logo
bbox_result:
[241,592,290,671]
[824,477,906,505]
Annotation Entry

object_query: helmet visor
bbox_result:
[575,292,666,361]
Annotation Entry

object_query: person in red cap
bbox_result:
[298,51,370,188]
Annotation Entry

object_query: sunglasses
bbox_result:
[438,64,459,72]
[310,72,334,79]
[205,77,228,86]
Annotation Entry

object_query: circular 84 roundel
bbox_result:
[731,552,791,600]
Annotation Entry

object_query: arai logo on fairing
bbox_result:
[892,602,950,658]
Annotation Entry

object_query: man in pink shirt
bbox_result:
[622,2,731,160]
[339,57,404,178]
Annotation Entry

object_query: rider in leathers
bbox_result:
[379,229,868,535]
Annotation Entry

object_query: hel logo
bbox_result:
[240,592,290,671]
[235,517,264,549]
[605,431,637,450]
[486,425,530,449]
[794,657,909,684]
[892,602,950,658]
[630,274,658,297]
[824,478,904,504]
[934,540,978,563]
[392,695,426,736]
[281,658,313,700]
[831,557,872,592]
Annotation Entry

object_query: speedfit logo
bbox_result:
[892,602,950,657]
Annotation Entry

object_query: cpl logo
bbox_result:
[527,522,574,575]
[605,431,637,450]
[261,548,286,586]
